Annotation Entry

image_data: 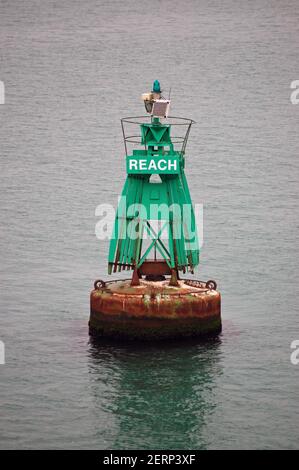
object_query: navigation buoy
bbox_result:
[90,81,221,340]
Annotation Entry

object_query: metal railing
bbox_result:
[120,116,195,156]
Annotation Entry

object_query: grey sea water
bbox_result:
[0,0,299,449]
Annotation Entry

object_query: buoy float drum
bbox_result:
[90,279,221,340]
[89,81,221,340]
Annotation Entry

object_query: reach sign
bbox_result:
[127,155,180,174]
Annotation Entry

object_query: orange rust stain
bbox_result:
[90,289,221,320]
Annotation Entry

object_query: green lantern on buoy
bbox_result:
[152,79,161,94]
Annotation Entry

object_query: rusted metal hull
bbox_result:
[89,279,221,340]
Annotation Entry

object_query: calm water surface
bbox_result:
[0,0,298,449]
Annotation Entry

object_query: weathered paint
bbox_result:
[89,279,221,340]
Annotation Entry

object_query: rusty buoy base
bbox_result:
[89,279,221,341]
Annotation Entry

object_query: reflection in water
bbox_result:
[88,337,223,449]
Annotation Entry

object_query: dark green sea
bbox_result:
[0,0,298,449]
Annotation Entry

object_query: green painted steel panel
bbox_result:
[108,117,200,274]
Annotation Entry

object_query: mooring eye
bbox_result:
[94,279,106,290]
[206,280,217,290]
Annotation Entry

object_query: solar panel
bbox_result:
[152,100,170,118]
